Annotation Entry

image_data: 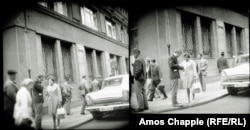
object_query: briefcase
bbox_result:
[192,79,202,93]
[56,107,66,119]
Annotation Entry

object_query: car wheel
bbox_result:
[227,87,238,95]
[91,112,104,119]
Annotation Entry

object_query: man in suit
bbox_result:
[168,51,184,107]
[198,54,208,92]
[132,48,148,112]
[79,75,92,115]
[4,70,18,128]
[217,52,229,73]
[32,75,44,130]
[148,59,168,101]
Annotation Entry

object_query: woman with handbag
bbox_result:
[45,76,62,129]
[180,53,198,103]
[13,78,35,129]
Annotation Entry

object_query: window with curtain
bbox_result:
[61,43,73,81]
[106,20,116,39]
[80,6,98,30]
[201,17,212,57]
[225,24,233,57]
[181,12,196,57]
[236,28,243,55]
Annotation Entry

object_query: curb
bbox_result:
[64,116,94,129]
[156,93,229,113]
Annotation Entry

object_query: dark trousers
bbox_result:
[171,79,179,105]
[34,103,43,130]
[81,95,87,113]
[149,80,165,100]
[4,109,15,129]
[199,73,206,92]
[135,79,148,109]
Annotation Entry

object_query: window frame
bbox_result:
[106,19,117,39]
[80,6,98,30]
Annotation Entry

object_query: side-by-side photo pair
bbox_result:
[2,1,249,129]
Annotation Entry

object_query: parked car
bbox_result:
[85,74,129,119]
[221,54,249,95]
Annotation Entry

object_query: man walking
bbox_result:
[132,48,148,112]
[198,54,208,92]
[4,70,19,128]
[148,59,167,101]
[91,76,100,92]
[32,75,44,130]
[79,76,92,115]
[168,51,184,107]
[217,52,229,73]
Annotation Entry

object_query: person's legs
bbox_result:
[199,73,204,91]
[52,114,56,129]
[34,103,43,130]
[202,75,206,92]
[187,88,191,103]
[148,81,156,101]
[142,87,149,109]
[81,95,86,114]
[171,79,178,105]
[135,80,146,110]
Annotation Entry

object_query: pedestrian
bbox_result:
[45,76,62,129]
[145,57,153,99]
[79,76,92,115]
[97,75,103,90]
[180,53,198,103]
[13,78,35,129]
[4,70,18,129]
[217,52,229,74]
[32,75,44,130]
[148,59,168,101]
[91,76,100,92]
[132,48,148,112]
[62,76,73,115]
[198,54,208,92]
[168,51,184,107]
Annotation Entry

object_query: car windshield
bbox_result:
[102,77,123,88]
[238,55,249,65]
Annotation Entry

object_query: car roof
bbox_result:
[104,74,128,80]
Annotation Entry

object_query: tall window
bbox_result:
[181,12,196,57]
[61,42,73,81]
[225,24,233,57]
[85,48,94,80]
[80,6,98,30]
[236,27,243,55]
[201,17,212,57]
[106,20,116,39]
[54,2,68,16]
[120,27,125,43]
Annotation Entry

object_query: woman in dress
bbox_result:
[13,78,35,129]
[181,53,198,103]
[63,76,73,115]
[46,76,62,129]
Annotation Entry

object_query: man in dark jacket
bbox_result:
[217,52,229,73]
[4,70,18,128]
[32,75,44,130]
[168,51,184,107]
[148,59,168,101]
[132,48,148,112]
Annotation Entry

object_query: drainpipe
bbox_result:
[24,8,31,78]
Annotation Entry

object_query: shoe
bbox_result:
[133,109,144,112]
[81,112,85,115]
[162,96,168,100]
[172,104,184,107]
[148,99,153,101]
[144,107,149,110]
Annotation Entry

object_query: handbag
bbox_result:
[192,79,202,93]
[56,107,66,119]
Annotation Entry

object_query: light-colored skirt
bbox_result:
[47,96,60,115]
[182,72,194,89]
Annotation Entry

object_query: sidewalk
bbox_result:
[131,81,228,113]
[42,106,93,129]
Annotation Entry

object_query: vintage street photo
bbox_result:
[3,1,129,129]
[130,5,249,114]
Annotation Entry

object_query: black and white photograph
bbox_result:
[2,1,129,129]
[130,5,250,114]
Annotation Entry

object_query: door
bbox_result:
[61,42,73,82]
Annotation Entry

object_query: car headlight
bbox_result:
[221,71,228,82]
[85,95,94,106]
[122,90,129,102]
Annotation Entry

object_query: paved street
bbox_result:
[163,89,250,114]
[73,109,129,129]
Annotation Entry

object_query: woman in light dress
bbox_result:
[62,76,73,115]
[13,78,35,129]
[46,76,62,129]
[180,53,198,103]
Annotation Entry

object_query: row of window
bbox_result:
[181,11,244,58]
[38,2,128,44]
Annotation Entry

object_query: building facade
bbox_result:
[3,1,128,112]
[130,6,249,91]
